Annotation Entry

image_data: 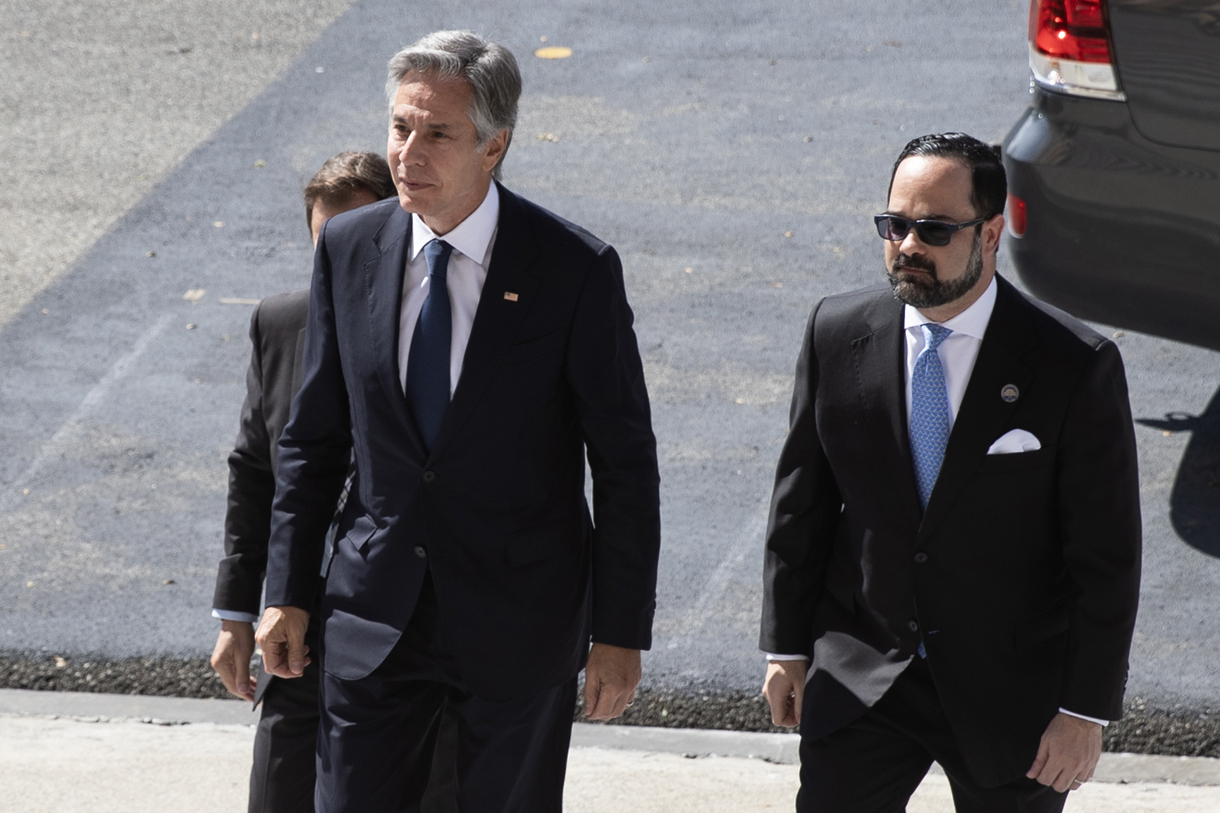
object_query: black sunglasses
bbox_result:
[873,214,987,247]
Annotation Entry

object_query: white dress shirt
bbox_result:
[398,182,499,394]
[212,185,500,626]
[902,275,997,428]
[765,277,1105,725]
[214,608,259,623]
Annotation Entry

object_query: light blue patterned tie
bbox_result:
[910,324,953,511]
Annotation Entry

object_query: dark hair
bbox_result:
[304,151,396,229]
[888,133,1007,220]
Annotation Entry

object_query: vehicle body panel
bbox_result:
[1108,0,1220,151]
[1003,85,1220,350]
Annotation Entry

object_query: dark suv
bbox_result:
[1002,0,1220,351]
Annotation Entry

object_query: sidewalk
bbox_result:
[2,689,1218,812]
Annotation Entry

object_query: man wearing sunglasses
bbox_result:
[760,132,1141,812]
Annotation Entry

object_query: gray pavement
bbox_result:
[1,0,1218,722]
[0,0,355,329]
[1,689,1218,812]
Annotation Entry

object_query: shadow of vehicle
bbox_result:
[1138,387,1220,559]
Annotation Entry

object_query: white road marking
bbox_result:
[3,313,174,509]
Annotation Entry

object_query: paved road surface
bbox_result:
[1,0,1217,713]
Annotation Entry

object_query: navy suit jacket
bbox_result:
[265,185,661,702]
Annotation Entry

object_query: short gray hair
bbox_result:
[386,31,522,180]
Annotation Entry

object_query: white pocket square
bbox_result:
[987,429,1042,455]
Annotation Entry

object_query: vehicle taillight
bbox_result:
[1007,194,1027,238]
[1027,0,1124,100]
[1032,0,1110,62]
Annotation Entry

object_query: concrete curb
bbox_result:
[572,722,801,764]
[0,687,258,726]
[4,689,1218,786]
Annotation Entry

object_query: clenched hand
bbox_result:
[254,605,311,679]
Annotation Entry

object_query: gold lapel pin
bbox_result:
[504,292,519,302]
[1000,384,1020,403]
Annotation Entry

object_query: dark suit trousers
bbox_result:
[249,613,322,813]
[247,618,462,813]
[316,573,577,813]
[798,658,1068,813]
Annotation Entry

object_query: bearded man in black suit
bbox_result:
[761,133,1141,813]
[209,151,395,813]
[255,30,661,813]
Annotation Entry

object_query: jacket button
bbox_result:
[913,552,928,564]
[414,546,427,558]
[422,471,436,484]
[908,620,919,632]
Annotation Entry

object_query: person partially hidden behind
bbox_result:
[255,30,661,813]
[760,133,1142,812]
[209,151,395,813]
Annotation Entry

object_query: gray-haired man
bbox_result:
[255,31,662,812]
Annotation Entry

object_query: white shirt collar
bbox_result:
[902,275,998,341]
[409,182,500,268]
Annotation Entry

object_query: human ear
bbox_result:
[480,129,510,172]
[984,214,1005,254]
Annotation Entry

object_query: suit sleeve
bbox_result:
[565,244,661,651]
[212,303,275,616]
[264,224,352,611]
[1055,339,1142,720]
[760,299,843,657]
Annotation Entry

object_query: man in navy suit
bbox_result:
[255,30,661,813]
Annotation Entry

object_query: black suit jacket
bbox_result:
[212,290,311,706]
[265,186,661,702]
[213,289,310,617]
[760,276,1141,787]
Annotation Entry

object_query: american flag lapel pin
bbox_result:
[503,292,519,302]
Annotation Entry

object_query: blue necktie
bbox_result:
[910,323,953,511]
[405,239,454,451]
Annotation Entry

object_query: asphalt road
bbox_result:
[1,0,1217,715]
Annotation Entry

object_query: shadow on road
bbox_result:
[1138,385,1220,559]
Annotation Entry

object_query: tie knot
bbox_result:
[921,323,952,353]
[424,239,453,281]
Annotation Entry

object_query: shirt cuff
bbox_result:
[764,652,809,662]
[1059,707,1108,727]
[212,608,259,624]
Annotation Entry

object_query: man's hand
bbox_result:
[762,659,808,727]
[583,643,642,721]
[210,620,257,702]
[254,606,311,679]
[1026,712,1103,793]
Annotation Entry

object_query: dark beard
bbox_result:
[886,230,983,309]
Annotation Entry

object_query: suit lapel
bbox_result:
[364,204,426,457]
[427,185,541,459]
[851,295,923,521]
[918,277,1037,541]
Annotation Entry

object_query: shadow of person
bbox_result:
[1137,387,1220,559]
